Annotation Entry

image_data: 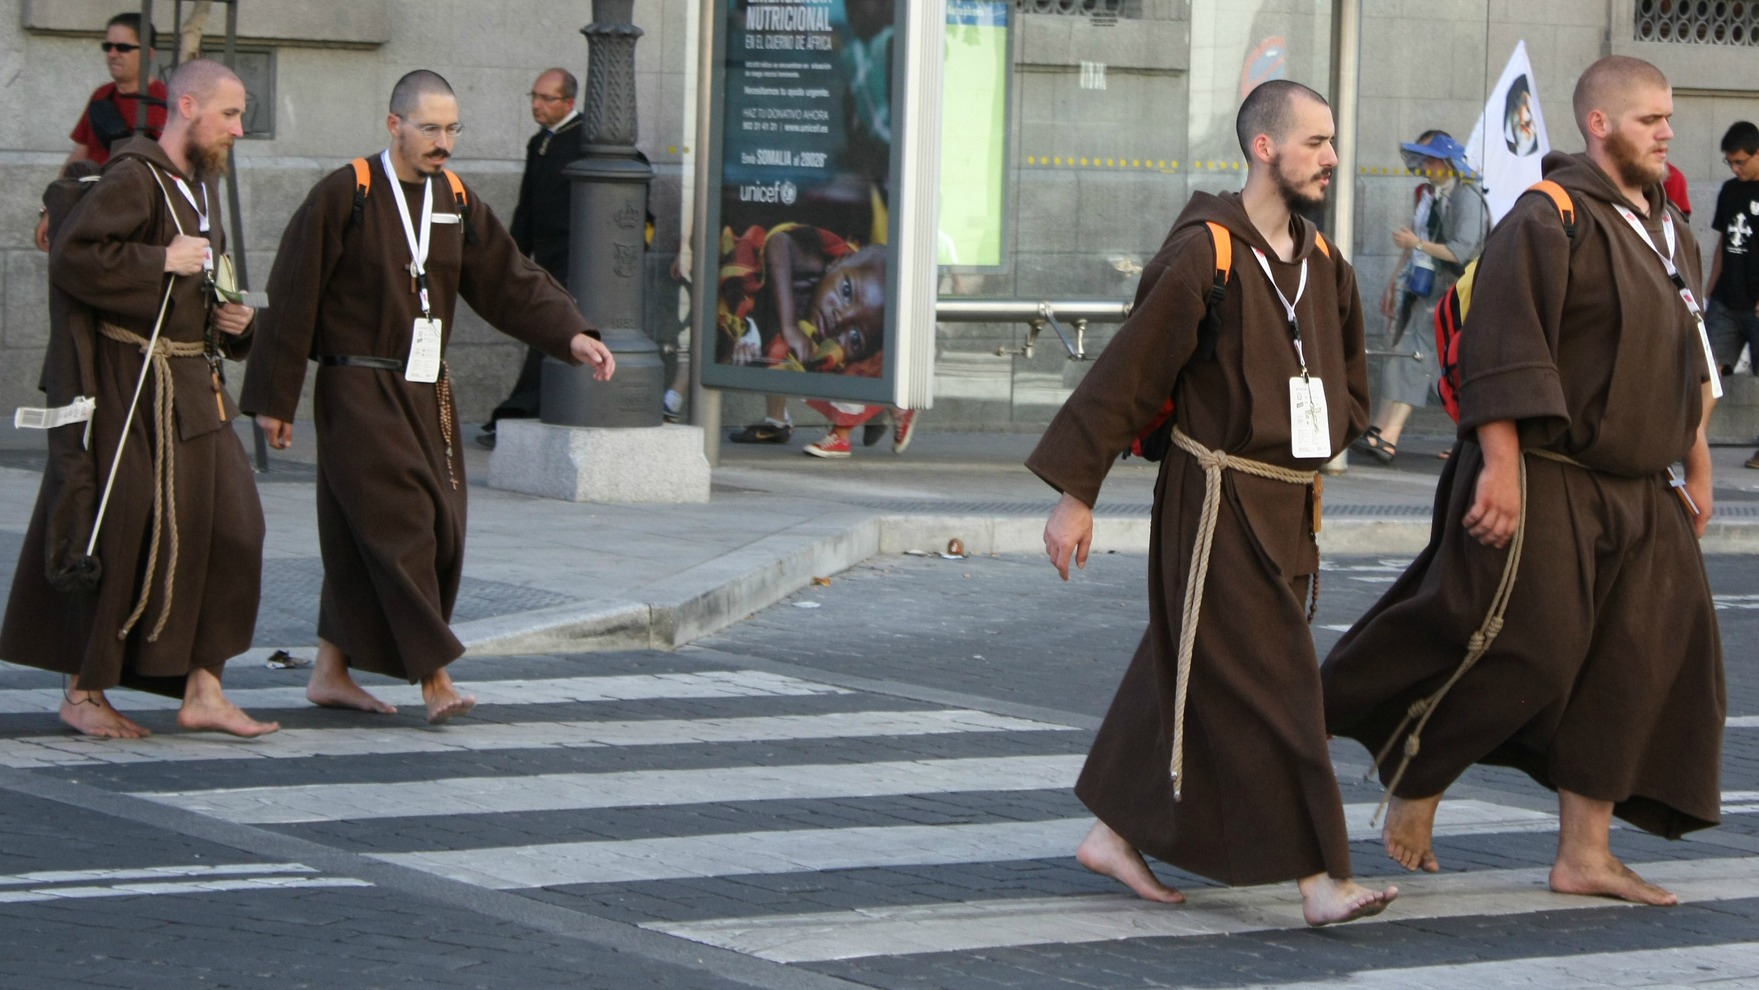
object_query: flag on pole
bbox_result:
[1466,41,1551,223]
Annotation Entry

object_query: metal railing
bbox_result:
[935,299,1132,360]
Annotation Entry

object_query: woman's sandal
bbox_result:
[1351,425,1397,464]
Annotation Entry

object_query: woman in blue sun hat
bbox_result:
[1354,130,1488,464]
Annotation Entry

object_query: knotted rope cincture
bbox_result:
[1167,427,1319,800]
[1366,453,1532,827]
[97,320,205,642]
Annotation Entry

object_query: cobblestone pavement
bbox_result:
[1,551,1755,989]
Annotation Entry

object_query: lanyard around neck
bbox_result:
[381,149,435,316]
[1249,247,1311,378]
[1612,202,1725,399]
[171,176,209,233]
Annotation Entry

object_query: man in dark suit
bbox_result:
[480,68,586,447]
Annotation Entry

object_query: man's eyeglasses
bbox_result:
[399,117,465,139]
[100,42,141,53]
[1725,155,1753,170]
[528,91,568,104]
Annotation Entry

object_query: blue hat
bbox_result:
[1400,134,1478,179]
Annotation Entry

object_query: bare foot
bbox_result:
[1298,873,1399,927]
[1550,853,1678,906]
[421,671,475,725]
[306,643,396,714]
[1383,794,1442,872]
[176,695,280,738]
[306,676,398,714]
[59,691,151,739]
[1075,820,1184,903]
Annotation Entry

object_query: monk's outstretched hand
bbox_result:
[1044,492,1093,581]
[571,334,616,381]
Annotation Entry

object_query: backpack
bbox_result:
[349,156,478,244]
[1433,180,1575,421]
[1127,223,1331,460]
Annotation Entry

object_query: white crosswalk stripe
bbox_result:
[369,800,1555,889]
[0,863,370,905]
[0,669,849,715]
[0,708,1073,769]
[134,754,1092,824]
[648,855,1759,963]
[1225,942,1759,989]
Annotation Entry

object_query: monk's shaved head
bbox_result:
[1236,80,1329,158]
[390,69,455,117]
[168,58,241,105]
[1572,56,1669,139]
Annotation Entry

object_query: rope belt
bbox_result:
[1167,427,1319,800]
[1366,450,1533,825]
[97,320,207,643]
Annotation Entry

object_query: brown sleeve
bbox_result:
[1025,228,1211,507]
[1334,255,1371,447]
[457,192,598,361]
[240,169,352,421]
[1455,191,1572,440]
[48,160,166,320]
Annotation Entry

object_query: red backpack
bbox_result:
[1433,180,1575,421]
[1128,223,1331,459]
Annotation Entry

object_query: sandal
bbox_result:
[1351,426,1397,464]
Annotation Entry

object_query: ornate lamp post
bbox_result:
[542,0,663,427]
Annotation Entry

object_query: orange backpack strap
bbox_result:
[1528,180,1576,238]
[441,168,478,244]
[1313,230,1332,257]
[1203,221,1233,313]
[349,157,372,226]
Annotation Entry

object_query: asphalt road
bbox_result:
[0,551,1755,989]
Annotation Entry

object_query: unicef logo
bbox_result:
[780,181,797,205]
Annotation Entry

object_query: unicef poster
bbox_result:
[703,0,928,404]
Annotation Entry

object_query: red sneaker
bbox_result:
[892,409,918,454]
[804,431,852,458]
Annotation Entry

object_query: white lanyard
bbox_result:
[171,175,209,233]
[1612,203,1724,399]
[1250,247,1311,377]
[381,149,435,317]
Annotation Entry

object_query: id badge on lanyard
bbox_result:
[380,149,443,384]
[1251,248,1331,458]
[1613,203,1724,399]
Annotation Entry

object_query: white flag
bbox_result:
[1465,41,1552,223]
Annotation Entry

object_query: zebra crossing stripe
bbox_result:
[133,754,1092,823]
[0,709,1076,769]
[648,855,1759,963]
[0,863,370,905]
[367,800,1554,890]
[1222,942,1759,990]
[0,669,850,715]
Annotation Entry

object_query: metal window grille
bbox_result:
[1016,0,1139,20]
[1633,0,1759,46]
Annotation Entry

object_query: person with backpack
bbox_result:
[1352,131,1487,464]
[242,71,615,723]
[1322,55,1723,908]
[3,59,276,739]
[1032,81,1393,926]
[32,13,168,253]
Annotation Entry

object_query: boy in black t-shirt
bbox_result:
[1705,121,1759,467]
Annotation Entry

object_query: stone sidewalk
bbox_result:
[2,422,1756,661]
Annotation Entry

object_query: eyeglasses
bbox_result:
[100,42,141,53]
[1726,155,1754,170]
[398,116,464,139]
[528,91,568,104]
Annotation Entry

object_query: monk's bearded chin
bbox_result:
[1605,130,1664,190]
[186,133,230,184]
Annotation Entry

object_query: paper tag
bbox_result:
[14,396,96,430]
[432,213,461,224]
[406,318,443,383]
[1289,377,1331,459]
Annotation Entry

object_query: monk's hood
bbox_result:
[1164,190,1329,264]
